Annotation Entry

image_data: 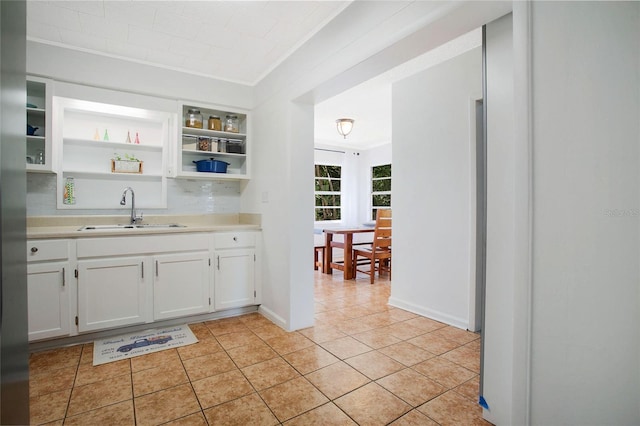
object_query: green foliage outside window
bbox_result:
[315,164,341,221]
[372,164,391,220]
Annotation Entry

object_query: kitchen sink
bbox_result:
[77,224,185,231]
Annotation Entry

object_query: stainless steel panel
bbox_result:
[0,0,29,423]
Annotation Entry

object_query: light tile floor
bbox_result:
[29,271,489,425]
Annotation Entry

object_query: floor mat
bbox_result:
[93,324,198,366]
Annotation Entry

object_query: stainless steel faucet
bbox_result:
[120,187,143,224]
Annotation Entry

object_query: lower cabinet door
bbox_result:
[77,257,149,332]
[153,252,211,320]
[214,248,255,310]
[27,262,70,341]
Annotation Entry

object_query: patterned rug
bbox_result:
[93,324,198,366]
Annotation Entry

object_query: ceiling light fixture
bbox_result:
[336,118,354,139]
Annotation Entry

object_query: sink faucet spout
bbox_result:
[120,187,143,224]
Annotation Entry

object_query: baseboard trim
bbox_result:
[388,297,469,330]
[258,305,288,330]
[29,306,259,353]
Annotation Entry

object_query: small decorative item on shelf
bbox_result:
[135,132,140,144]
[63,177,76,205]
[94,128,100,141]
[126,131,132,143]
[111,153,143,174]
[27,124,38,136]
[103,129,110,141]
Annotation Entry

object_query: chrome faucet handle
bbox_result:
[134,211,144,224]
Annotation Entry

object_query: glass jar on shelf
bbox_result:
[224,115,239,133]
[218,138,227,153]
[185,109,203,129]
[208,116,222,131]
[197,137,211,152]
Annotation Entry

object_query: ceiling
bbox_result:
[26,1,481,150]
[26,0,349,85]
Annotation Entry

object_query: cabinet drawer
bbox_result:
[214,232,256,249]
[27,240,70,262]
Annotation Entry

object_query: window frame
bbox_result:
[314,163,342,223]
[371,163,391,220]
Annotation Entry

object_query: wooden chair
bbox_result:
[314,244,324,271]
[352,209,392,283]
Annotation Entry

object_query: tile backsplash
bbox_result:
[27,174,241,216]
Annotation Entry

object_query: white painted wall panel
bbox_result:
[390,47,481,329]
[27,41,252,109]
[529,2,640,424]
[482,13,516,425]
[358,143,392,223]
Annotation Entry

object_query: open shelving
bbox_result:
[54,97,174,210]
[26,77,54,173]
[176,102,250,180]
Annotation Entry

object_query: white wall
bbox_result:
[358,143,392,223]
[313,145,355,227]
[27,41,252,109]
[25,42,249,217]
[529,2,640,424]
[389,47,481,329]
[27,173,241,216]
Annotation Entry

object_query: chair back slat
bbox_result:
[373,209,392,253]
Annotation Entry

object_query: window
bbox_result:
[315,164,341,221]
[371,164,391,219]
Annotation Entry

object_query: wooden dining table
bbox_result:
[322,227,375,280]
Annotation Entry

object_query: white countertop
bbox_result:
[27,213,261,239]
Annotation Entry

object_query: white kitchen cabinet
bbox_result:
[75,233,211,332]
[175,102,250,180]
[213,232,261,310]
[27,263,70,341]
[53,97,174,209]
[26,239,73,341]
[153,251,211,320]
[76,256,150,332]
[26,76,54,173]
[214,248,256,310]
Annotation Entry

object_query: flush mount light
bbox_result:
[336,118,354,139]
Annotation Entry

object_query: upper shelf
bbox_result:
[64,137,163,152]
[181,127,246,139]
[27,107,46,114]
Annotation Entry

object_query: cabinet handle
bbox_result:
[30,247,38,253]
[217,255,220,270]
[156,260,159,277]
[141,261,144,279]
[233,236,238,242]
[62,267,65,287]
